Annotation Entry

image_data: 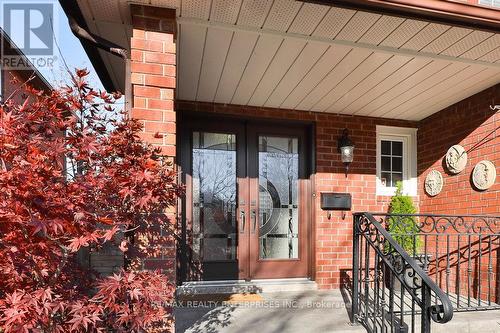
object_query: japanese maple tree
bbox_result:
[0,70,182,332]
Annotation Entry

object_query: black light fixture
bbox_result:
[338,128,354,178]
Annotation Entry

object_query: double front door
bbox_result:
[181,117,311,281]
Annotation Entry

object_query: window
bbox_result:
[380,140,403,187]
[376,126,417,196]
[478,0,500,8]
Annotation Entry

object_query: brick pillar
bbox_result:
[129,5,177,281]
[131,5,176,159]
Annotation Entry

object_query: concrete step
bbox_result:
[176,278,318,296]
[363,308,500,333]
[431,310,500,333]
[359,285,500,333]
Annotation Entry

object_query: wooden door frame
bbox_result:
[178,116,246,281]
[177,111,316,283]
[246,123,311,279]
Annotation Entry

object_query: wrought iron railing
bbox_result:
[352,212,454,333]
[371,213,500,312]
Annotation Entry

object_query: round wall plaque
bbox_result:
[445,145,467,174]
[425,170,443,196]
[472,160,496,190]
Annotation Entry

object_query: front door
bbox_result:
[180,116,311,281]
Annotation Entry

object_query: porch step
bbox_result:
[431,310,500,333]
[176,278,317,296]
[359,287,500,333]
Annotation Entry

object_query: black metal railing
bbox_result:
[371,213,500,313]
[352,212,454,333]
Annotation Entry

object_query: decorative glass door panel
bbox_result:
[182,118,310,282]
[258,136,299,260]
[192,132,237,261]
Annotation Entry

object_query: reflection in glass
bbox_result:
[381,140,391,155]
[381,156,391,171]
[392,141,403,156]
[258,136,299,259]
[392,157,403,172]
[192,132,236,261]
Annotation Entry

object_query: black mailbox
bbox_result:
[320,193,352,211]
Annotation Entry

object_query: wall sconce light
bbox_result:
[338,128,354,178]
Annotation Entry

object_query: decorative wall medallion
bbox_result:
[445,145,467,174]
[472,160,496,190]
[425,170,443,196]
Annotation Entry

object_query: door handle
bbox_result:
[240,210,245,234]
[251,209,257,234]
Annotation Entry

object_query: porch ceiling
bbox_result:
[72,0,500,121]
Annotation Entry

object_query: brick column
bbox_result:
[129,5,177,281]
[131,5,176,159]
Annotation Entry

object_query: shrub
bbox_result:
[387,181,422,254]
[0,70,182,332]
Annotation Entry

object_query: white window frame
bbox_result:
[478,0,500,9]
[376,125,417,197]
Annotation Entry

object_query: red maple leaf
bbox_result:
[0,69,181,332]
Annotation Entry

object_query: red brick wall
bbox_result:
[176,101,417,289]
[2,71,26,105]
[129,5,177,286]
[418,83,500,303]
[128,4,499,294]
[131,5,176,159]
[1,70,50,105]
[418,84,499,214]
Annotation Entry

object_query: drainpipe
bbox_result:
[67,15,135,270]
[67,16,131,114]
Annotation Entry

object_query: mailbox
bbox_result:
[320,193,352,211]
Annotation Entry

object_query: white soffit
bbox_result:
[78,0,500,121]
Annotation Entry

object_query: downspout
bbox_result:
[67,16,134,270]
[67,16,131,114]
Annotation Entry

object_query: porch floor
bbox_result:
[173,289,364,333]
[174,289,500,333]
